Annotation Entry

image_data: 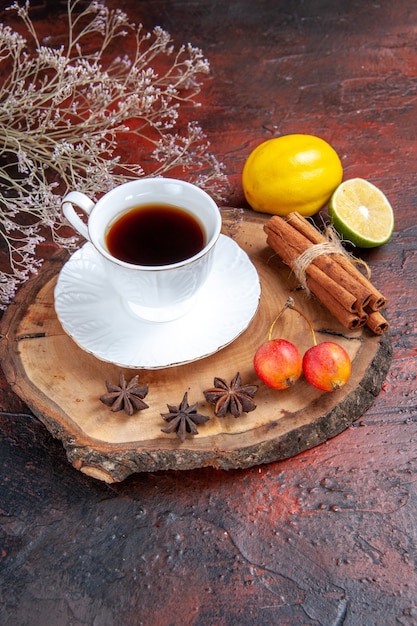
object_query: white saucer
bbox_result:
[54,235,261,369]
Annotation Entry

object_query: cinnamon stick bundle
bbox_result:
[286,212,386,311]
[264,212,389,334]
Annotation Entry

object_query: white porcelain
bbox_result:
[61,178,222,322]
[54,235,261,369]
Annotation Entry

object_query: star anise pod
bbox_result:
[100,371,149,416]
[161,392,210,442]
[203,372,258,417]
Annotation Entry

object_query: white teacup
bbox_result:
[61,178,222,322]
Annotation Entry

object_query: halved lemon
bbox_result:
[329,178,394,248]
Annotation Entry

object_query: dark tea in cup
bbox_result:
[61,177,221,321]
[105,203,206,266]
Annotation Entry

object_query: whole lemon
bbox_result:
[242,134,343,217]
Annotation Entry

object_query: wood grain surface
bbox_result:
[1,1,416,625]
[0,212,391,482]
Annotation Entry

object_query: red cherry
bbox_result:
[254,338,302,390]
[302,341,351,391]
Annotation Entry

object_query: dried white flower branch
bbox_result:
[0,0,228,308]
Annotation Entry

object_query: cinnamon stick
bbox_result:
[365,310,390,335]
[284,212,389,334]
[286,212,386,311]
[264,216,372,311]
[307,276,367,330]
[264,226,364,328]
[263,212,389,334]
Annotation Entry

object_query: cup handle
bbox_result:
[61,190,95,241]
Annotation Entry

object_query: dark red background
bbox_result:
[1,1,416,624]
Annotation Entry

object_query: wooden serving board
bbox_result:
[0,210,392,483]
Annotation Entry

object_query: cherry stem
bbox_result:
[267,298,291,340]
[268,296,317,346]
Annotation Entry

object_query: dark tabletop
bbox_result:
[1,1,416,625]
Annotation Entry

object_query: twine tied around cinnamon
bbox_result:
[292,224,371,295]
[263,212,389,334]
